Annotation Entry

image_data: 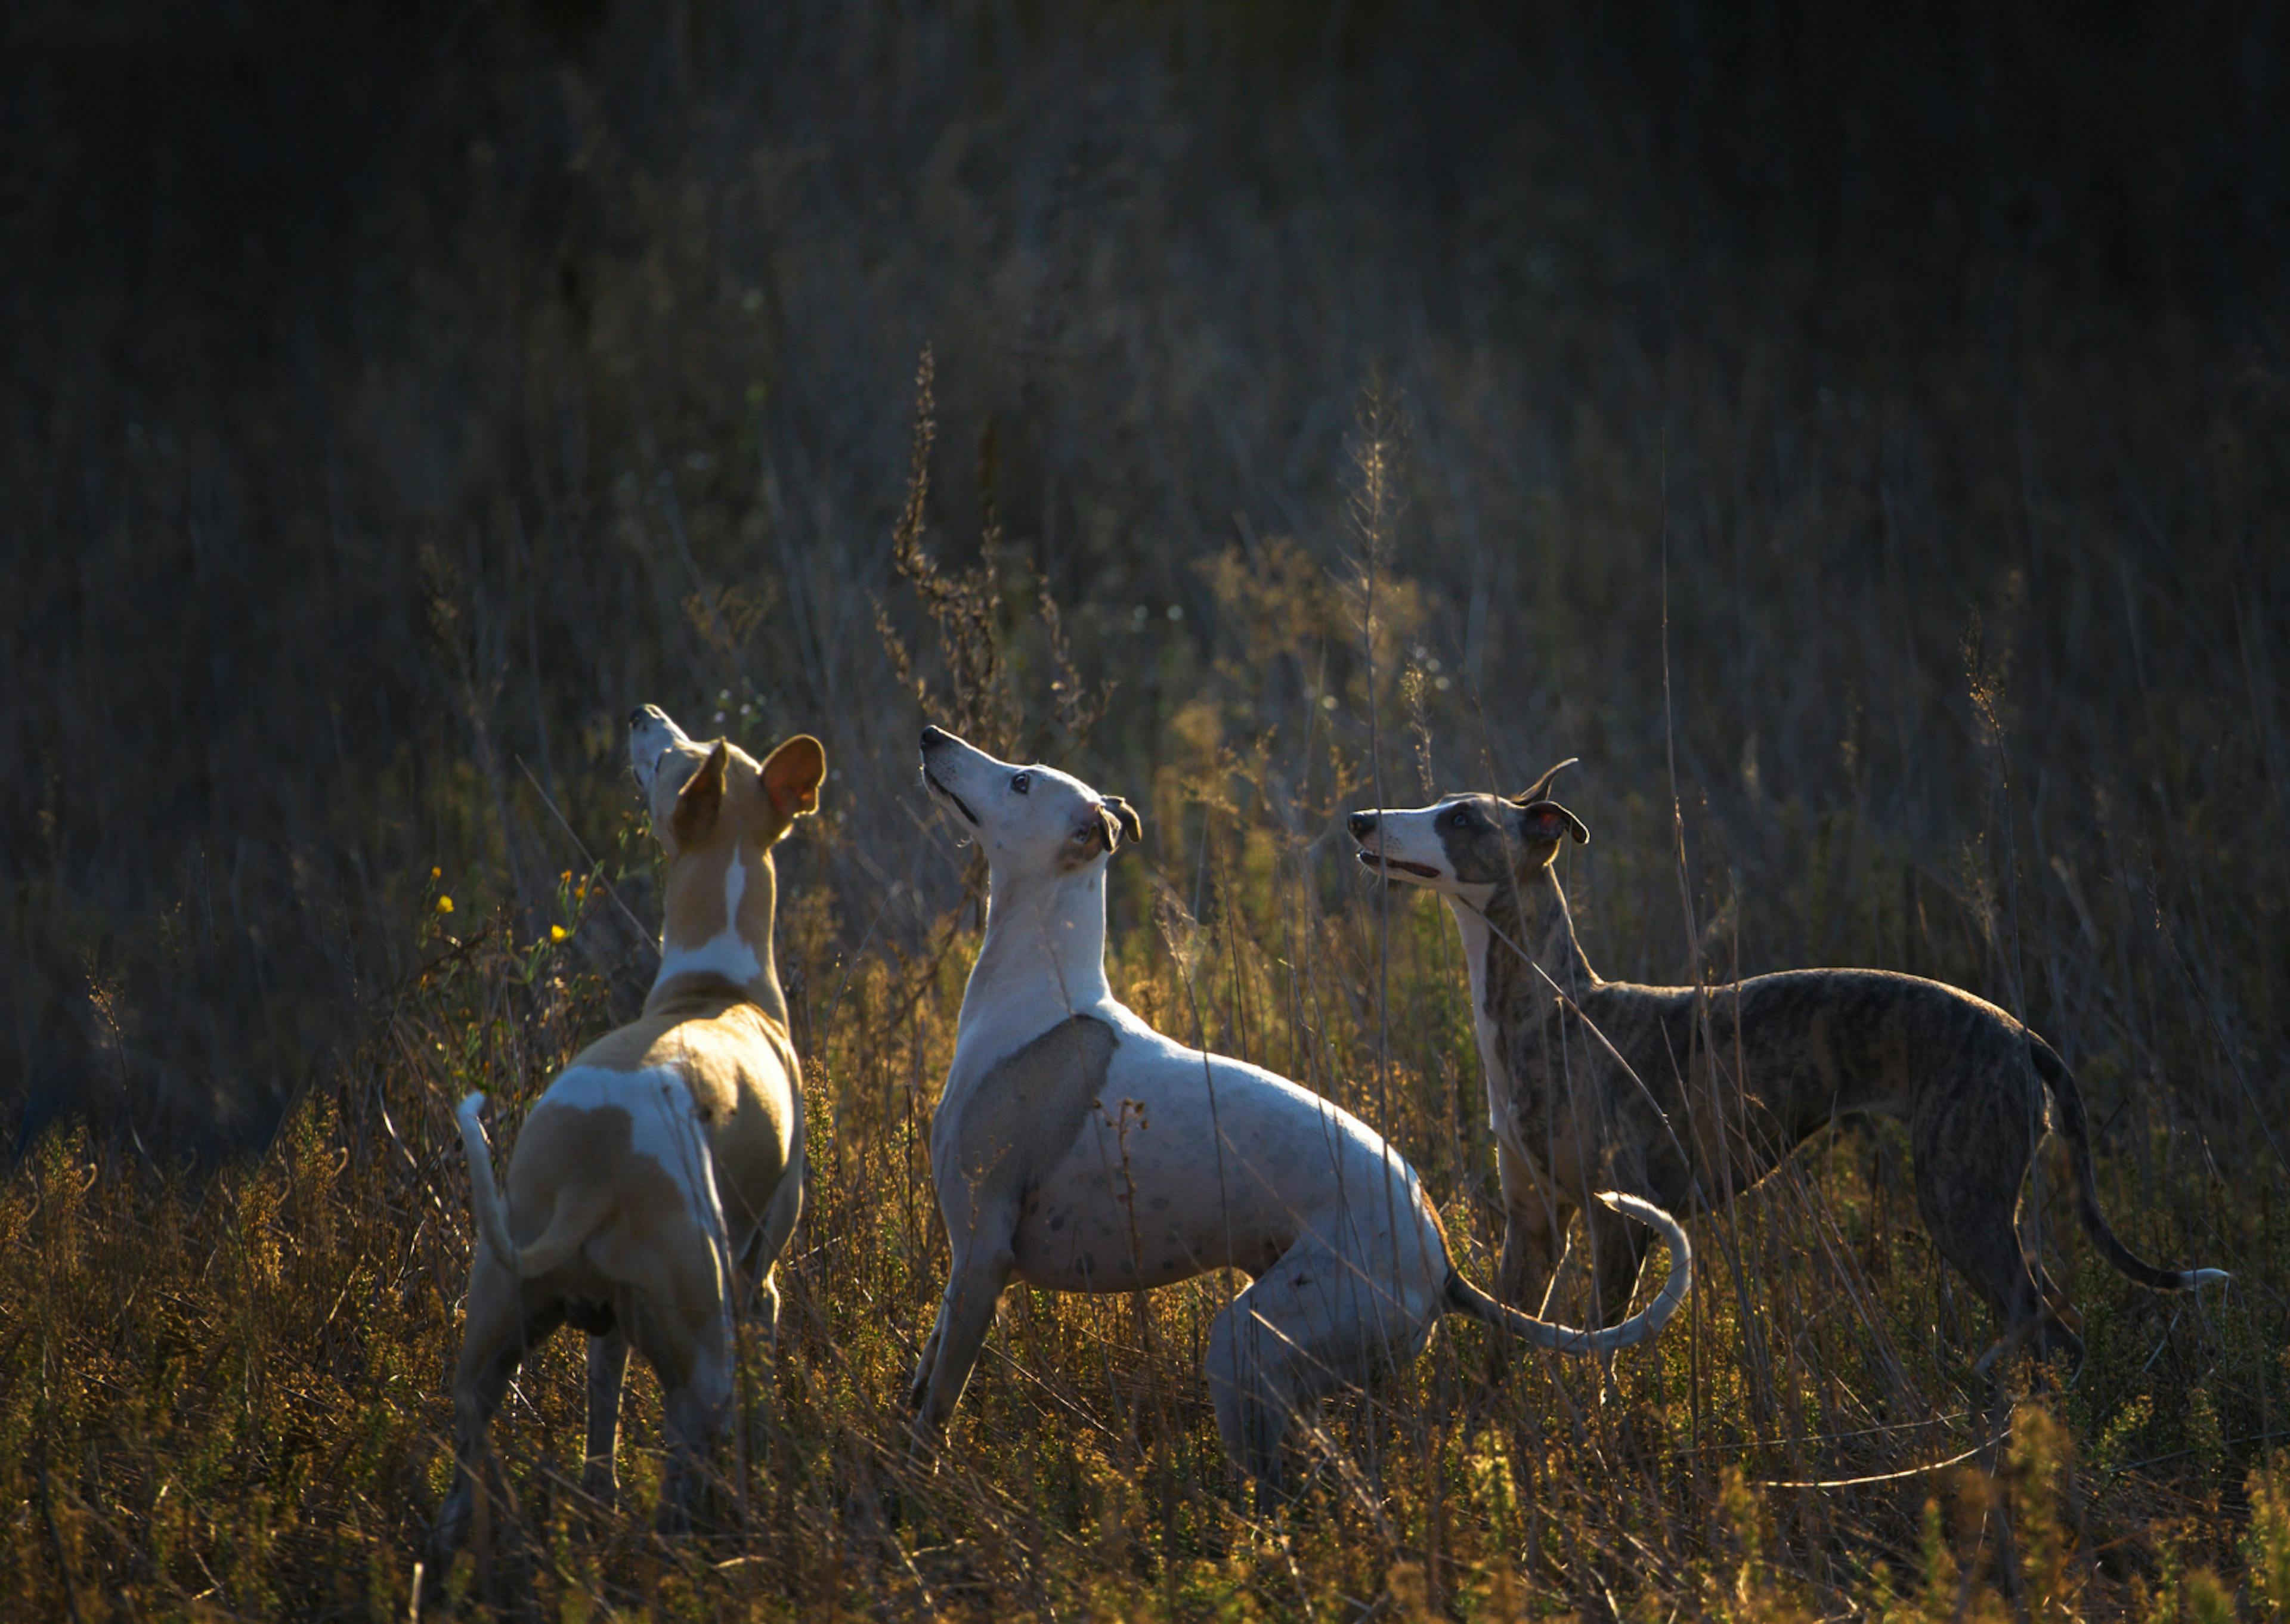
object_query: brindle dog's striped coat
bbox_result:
[1349,762,2226,1371]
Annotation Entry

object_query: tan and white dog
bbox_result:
[428,705,822,1576]
[909,725,1692,1507]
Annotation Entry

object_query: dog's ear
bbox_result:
[762,734,827,819]
[1517,798,1589,848]
[1101,795,1143,851]
[672,741,731,844]
[1513,757,1581,807]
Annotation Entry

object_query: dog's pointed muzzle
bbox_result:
[918,727,980,826]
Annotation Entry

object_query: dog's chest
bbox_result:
[1450,904,1512,1135]
[1453,907,1556,1154]
[1471,1002,1509,1133]
[1483,1000,1580,1170]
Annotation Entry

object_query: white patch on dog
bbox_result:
[655,857,762,991]
[539,1064,729,1237]
[1443,898,1512,1134]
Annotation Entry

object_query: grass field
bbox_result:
[7,3,2290,1617]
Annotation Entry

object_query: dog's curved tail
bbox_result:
[456,1092,613,1280]
[2032,1043,2227,1292]
[1444,1191,1692,1355]
[456,1093,524,1275]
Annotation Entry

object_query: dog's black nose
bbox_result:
[920,724,948,749]
[629,706,649,729]
[1347,811,1377,840]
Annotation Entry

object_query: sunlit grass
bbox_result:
[7,501,2282,1614]
[9,13,2288,1613]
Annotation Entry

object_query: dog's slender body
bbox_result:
[909,727,1692,1507]
[1350,765,2226,1370]
[426,708,824,1580]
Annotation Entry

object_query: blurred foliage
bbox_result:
[4,0,2286,1146]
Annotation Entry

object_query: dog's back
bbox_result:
[515,1001,803,1256]
[1564,969,2034,1186]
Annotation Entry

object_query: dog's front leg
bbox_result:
[910,1242,1016,1441]
[906,1313,944,1415]
[583,1329,631,1510]
[1486,1145,1573,1388]
[1492,1142,1573,1315]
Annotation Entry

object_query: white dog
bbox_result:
[428,705,822,1579]
[909,724,1692,1506]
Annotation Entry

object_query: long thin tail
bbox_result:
[2032,1043,2227,1291]
[455,1092,522,1275]
[1444,1191,1692,1355]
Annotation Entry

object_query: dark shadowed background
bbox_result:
[5,0,2286,1153]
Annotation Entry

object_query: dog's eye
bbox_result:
[1011,771,1032,795]
[1448,808,1470,828]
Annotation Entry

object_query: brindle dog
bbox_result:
[1348,762,2227,1371]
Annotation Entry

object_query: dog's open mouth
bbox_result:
[924,767,979,826]
[1356,848,1441,881]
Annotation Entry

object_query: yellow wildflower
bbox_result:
[436,895,454,915]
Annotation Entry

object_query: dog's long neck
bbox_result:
[648,847,788,1025]
[1447,861,1597,1022]
[955,862,1113,1072]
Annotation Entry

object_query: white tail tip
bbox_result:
[2185,1267,2230,1288]
[457,1091,488,1126]
[1593,1190,1689,1251]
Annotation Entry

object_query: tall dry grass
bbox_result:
[5,1,2289,1616]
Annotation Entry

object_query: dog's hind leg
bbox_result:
[1578,1196,1653,1404]
[582,1329,631,1509]
[2035,1263,2084,1339]
[656,1315,736,1535]
[739,1169,804,1349]
[1913,1110,2081,1375]
[1209,1242,1425,1514]
[427,1270,564,1583]
[1206,1292,1296,1513]
[1585,1197,1654,1331]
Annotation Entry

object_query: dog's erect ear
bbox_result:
[1101,795,1143,851]
[1517,798,1590,848]
[1513,757,1581,807]
[762,734,827,819]
[671,741,732,844]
